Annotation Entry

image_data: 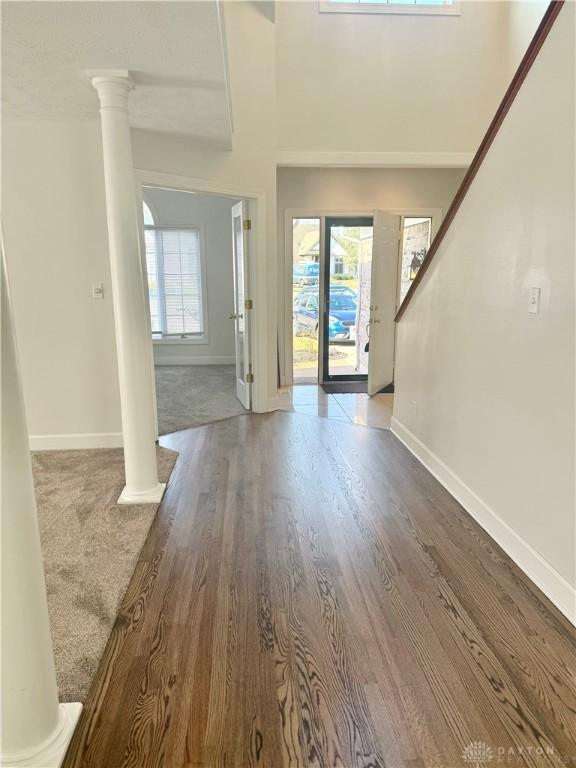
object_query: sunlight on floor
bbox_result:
[279,385,393,430]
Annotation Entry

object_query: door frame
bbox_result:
[135,169,269,436]
[231,200,252,409]
[282,207,442,387]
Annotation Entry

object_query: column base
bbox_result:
[1,702,82,767]
[117,482,166,505]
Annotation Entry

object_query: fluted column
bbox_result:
[1,239,82,766]
[91,70,164,504]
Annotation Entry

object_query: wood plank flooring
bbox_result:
[63,412,576,768]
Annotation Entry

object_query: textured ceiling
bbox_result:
[2,1,233,146]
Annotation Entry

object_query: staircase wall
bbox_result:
[392,3,575,621]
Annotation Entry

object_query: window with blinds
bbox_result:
[144,226,205,339]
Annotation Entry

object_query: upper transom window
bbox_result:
[319,0,460,15]
[143,200,155,226]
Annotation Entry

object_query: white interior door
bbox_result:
[367,211,401,396]
[231,201,252,409]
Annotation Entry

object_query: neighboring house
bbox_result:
[295,231,357,277]
[295,232,349,275]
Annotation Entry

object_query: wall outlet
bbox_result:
[92,282,104,300]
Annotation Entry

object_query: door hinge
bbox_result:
[245,372,254,384]
[244,298,253,310]
[243,219,252,231]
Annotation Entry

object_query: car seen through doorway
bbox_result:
[293,285,357,343]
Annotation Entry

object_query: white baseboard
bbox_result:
[154,355,236,366]
[29,432,123,451]
[391,417,576,626]
[276,150,474,169]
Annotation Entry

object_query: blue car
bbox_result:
[293,289,357,342]
[297,283,356,300]
[293,262,320,286]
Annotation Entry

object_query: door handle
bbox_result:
[229,313,244,320]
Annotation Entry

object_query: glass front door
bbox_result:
[323,217,374,381]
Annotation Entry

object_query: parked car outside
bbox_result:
[297,283,356,300]
[293,262,320,286]
[293,288,357,342]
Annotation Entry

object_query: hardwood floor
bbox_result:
[64,412,576,768]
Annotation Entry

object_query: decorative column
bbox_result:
[1,243,82,766]
[90,70,164,504]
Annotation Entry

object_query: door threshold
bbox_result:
[321,381,395,394]
[322,381,367,394]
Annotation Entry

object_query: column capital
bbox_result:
[89,69,134,109]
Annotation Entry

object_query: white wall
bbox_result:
[276,1,510,157]
[506,1,549,74]
[276,166,466,382]
[2,121,123,448]
[392,4,575,621]
[143,188,238,366]
[277,166,466,212]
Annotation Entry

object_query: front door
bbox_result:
[321,213,401,394]
[231,201,252,408]
[323,217,374,382]
[367,211,401,395]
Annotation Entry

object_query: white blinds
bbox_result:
[144,228,204,337]
[145,229,162,334]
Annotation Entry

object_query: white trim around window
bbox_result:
[319,0,461,16]
[144,223,210,345]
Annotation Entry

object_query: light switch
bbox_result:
[92,282,104,300]
[528,286,541,315]
[528,287,540,315]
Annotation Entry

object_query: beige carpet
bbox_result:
[155,364,246,435]
[33,445,178,703]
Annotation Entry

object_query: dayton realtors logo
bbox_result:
[463,742,494,768]
[462,741,558,765]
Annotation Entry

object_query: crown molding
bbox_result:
[276,150,474,169]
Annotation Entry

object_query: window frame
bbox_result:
[144,221,209,345]
[318,0,461,16]
[398,216,433,307]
